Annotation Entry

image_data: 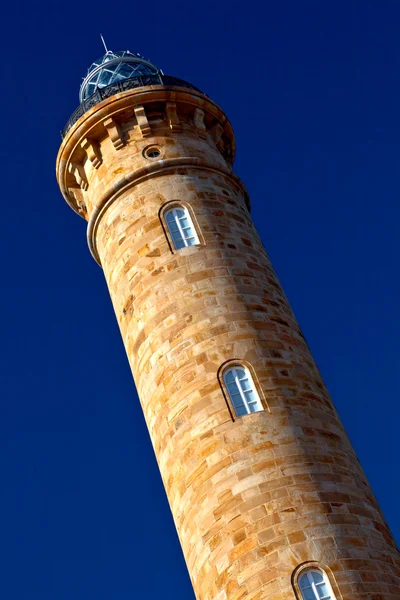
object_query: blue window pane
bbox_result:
[317,583,330,598]
[303,588,315,600]
[299,575,314,600]
[226,381,238,392]
[244,389,256,402]
[166,212,175,225]
[225,371,235,384]
[171,229,182,239]
[299,575,309,587]
[234,403,248,417]
[312,572,324,585]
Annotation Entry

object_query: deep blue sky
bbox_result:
[1,1,400,597]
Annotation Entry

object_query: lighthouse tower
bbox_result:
[56,50,400,600]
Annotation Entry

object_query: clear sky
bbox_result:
[1,0,400,598]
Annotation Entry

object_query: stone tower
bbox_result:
[56,50,400,600]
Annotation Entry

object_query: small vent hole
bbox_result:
[143,146,161,159]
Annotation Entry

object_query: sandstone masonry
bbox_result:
[57,80,400,600]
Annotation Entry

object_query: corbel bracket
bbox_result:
[210,123,223,145]
[166,102,180,132]
[69,189,88,218]
[81,137,102,168]
[134,105,152,138]
[103,117,124,149]
[194,108,207,138]
[68,162,88,191]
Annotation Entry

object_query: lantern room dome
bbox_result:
[79,50,160,103]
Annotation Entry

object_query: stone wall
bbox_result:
[57,85,400,600]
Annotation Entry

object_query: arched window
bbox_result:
[164,206,199,250]
[223,366,263,417]
[298,569,336,600]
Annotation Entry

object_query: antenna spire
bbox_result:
[100,34,108,53]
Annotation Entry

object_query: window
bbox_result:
[298,570,335,600]
[165,206,199,250]
[223,366,263,417]
[143,145,161,159]
[146,149,160,158]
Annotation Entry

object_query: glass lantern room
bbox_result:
[79,50,161,103]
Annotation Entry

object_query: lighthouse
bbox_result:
[56,48,400,600]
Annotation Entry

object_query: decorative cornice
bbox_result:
[56,85,236,215]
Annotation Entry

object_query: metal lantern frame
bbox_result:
[79,50,161,103]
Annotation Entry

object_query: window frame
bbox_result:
[160,201,203,253]
[218,360,268,421]
[292,563,341,600]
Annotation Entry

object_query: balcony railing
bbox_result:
[61,74,203,138]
